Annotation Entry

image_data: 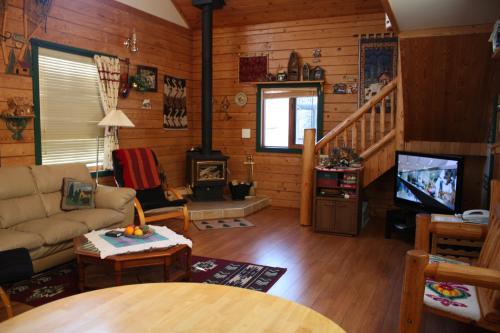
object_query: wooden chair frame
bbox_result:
[0,286,13,319]
[399,180,500,333]
[134,187,190,233]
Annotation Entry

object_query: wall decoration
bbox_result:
[136,65,157,92]
[1,97,34,140]
[141,99,151,109]
[234,92,247,107]
[119,58,130,98]
[312,48,321,63]
[238,54,268,82]
[287,51,299,81]
[163,75,187,130]
[333,82,358,94]
[358,37,398,108]
[220,96,231,121]
[302,63,310,81]
[312,66,324,80]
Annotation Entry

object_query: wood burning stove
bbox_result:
[186,150,228,201]
[188,0,228,201]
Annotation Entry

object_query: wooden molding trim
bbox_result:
[404,141,489,156]
[380,0,399,33]
[399,24,492,39]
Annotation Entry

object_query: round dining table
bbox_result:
[0,283,345,333]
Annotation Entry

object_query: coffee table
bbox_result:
[0,283,346,332]
[73,235,191,291]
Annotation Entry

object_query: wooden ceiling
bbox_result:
[171,0,384,29]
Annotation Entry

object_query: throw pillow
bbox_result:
[61,177,96,211]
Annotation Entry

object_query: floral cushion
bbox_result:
[424,255,481,321]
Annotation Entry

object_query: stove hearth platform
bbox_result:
[187,196,271,221]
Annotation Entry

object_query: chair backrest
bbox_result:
[477,179,500,322]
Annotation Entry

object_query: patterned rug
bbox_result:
[193,218,255,231]
[5,256,286,307]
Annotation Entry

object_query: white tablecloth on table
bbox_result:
[85,225,192,259]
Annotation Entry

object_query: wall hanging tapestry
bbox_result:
[238,54,268,83]
[358,37,398,109]
[163,75,187,129]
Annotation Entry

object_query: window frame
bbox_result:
[256,82,323,154]
[31,39,115,177]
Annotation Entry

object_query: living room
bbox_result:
[0,0,500,332]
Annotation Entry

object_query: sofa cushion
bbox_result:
[0,166,37,200]
[30,163,93,194]
[13,217,88,245]
[61,178,96,211]
[40,192,63,216]
[0,195,47,228]
[0,229,44,251]
[57,209,125,230]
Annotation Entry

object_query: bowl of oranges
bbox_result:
[124,225,154,239]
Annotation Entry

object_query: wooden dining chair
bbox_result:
[112,148,190,233]
[399,179,500,333]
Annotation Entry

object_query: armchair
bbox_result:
[112,148,190,233]
[400,179,500,333]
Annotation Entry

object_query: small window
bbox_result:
[35,45,104,167]
[257,83,323,153]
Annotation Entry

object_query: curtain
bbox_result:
[94,55,120,170]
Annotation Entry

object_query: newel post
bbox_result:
[300,128,316,226]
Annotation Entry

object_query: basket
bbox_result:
[229,183,252,201]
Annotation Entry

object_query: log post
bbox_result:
[361,114,366,152]
[415,214,431,252]
[300,128,316,226]
[380,96,386,136]
[370,106,376,145]
[399,250,428,333]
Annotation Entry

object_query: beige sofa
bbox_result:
[0,163,135,273]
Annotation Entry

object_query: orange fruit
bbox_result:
[134,229,144,236]
[125,226,135,235]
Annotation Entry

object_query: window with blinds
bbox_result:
[38,47,104,166]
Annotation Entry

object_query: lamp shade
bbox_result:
[98,109,135,128]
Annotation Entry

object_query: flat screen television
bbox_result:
[394,151,464,214]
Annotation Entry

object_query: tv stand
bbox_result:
[385,208,422,241]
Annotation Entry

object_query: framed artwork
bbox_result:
[238,54,268,83]
[136,65,158,92]
[163,75,188,130]
[358,37,398,109]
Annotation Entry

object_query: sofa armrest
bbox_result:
[95,185,136,213]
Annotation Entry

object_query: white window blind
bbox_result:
[38,47,104,166]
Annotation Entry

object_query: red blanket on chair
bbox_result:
[115,148,161,190]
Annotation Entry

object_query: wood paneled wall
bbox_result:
[401,33,500,143]
[191,13,387,208]
[0,0,193,186]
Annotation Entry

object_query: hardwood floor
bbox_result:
[190,206,488,333]
[0,206,489,332]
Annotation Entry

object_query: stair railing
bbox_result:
[300,78,398,226]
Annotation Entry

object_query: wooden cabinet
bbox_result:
[313,167,362,236]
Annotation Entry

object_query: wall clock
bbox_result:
[235,92,248,107]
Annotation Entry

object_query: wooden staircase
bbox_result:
[300,77,402,226]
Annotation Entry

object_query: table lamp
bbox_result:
[95,109,135,182]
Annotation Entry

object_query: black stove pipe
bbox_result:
[201,4,213,156]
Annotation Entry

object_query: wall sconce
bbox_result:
[124,29,139,53]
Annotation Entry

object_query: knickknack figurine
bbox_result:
[287,51,300,81]
[312,66,325,80]
[302,63,310,81]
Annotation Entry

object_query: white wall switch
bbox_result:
[242,128,251,139]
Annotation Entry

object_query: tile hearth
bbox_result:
[187,196,270,221]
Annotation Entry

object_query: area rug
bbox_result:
[5,256,286,307]
[193,218,255,231]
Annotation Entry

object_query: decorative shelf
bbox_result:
[0,114,34,140]
[245,80,325,85]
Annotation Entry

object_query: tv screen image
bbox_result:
[395,152,463,213]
